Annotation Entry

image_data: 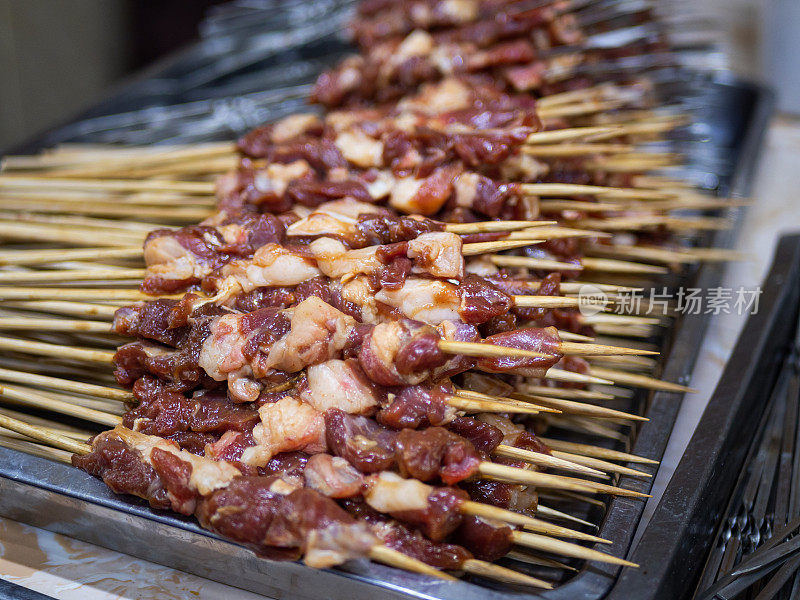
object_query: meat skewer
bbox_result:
[0,0,719,586]
[0,351,647,503]
[0,410,456,579]
[110,294,654,399]
[0,408,637,579]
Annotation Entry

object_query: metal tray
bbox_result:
[0,29,775,600]
[611,230,800,600]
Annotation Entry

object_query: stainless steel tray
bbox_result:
[0,15,774,596]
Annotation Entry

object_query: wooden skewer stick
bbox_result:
[1,142,236,171]
[538,438,659,465]
[0,176,215,195]
[490,254,668,274]
[544,369,612,385]
[506,550,578,572]
[445,220,557,234]
[462,239,543,255]
[461,502,608,545]
[511,531,638,567]
[493,444,606,478]
[461,559,553,588]
[476,462,650,498]
[438,340,550,360]
[588,366,695,393]
[538,489,607,508]
[509,392,648,422]
[0,317,112,333]
[557,341,657,357]
[0,434,77,463]
[521,144,635,157]
[41,156,239,180]
[0,384,121,427]
[0,189,216,206]
[489,255,582,271]
[519,183,674,200]
[513,296,582,309]
[445,395,544,415]
[536,84,625,108]
[0,336,115,363]
[450,339,656,358]
[580,314,663,327]
[456,389,643,422]
[0,406,94,437]
[539,200,627,213]
[0,212,163,232]
[588,355,658,371]
[0,222,143,246]
[0,269,146,284]
[506,226,610,240]
[0,288,159,301]
[0,247,142,266]
[586,244,747,264]
[538,100,627,120]
[557,331,594,342]
[525,126,622,144]
[0,199,213,221]
[579,257,668,275]
[0,367,130,400]
[591,324,654,339]
[0,411,90,454]
[1,301,118,319]
[576,216,731,232]
[545,415,628,442]
[550,451,652,479]
[367,546,458,581]
[560,282,643,293]
[517,384,616,401]
[536,503,597,529]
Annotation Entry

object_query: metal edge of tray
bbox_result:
[610,231,800,600]
[607,110,791,600]
[534,74,776,600]
[0,76,773,600]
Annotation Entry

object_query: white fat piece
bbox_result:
[265,296,355,372]
[143,236,208,282]
[335,129,384,169]
[363,169,397,200]
[453,172,481,209]
[339,277,376,323]
[270,113,321,143]
[254,160,313,197]
[111,426,241,497]
[375,278,461,325]
[407,231,464,279]
[309,237,382,280]
[301,360,378,414]
[224,243,321,291]
[388,176,425,214]
[197,313,251,382]
[364,472,433,513]
[242,397,327,467]
[399,78,472,114]
[393,30,435,63]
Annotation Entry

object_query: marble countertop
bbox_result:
[2,117,800,600]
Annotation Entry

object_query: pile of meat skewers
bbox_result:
[0,0,739,590]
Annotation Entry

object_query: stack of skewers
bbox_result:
[0,0,743,591]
